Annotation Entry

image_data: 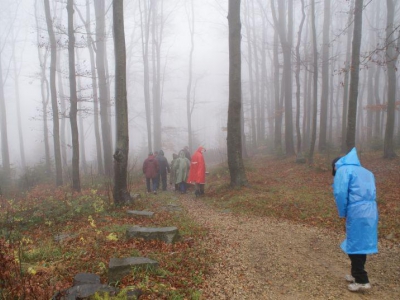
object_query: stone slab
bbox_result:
[126,226,179,244]
[108,257,158,283]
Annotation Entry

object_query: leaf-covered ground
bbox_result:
[0,150,399,299]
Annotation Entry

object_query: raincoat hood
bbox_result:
[159,150,165,156]
[335,147,360,170]
[196,146,205,153]
[178,150,186,158]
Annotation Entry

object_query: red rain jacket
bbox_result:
[187,147,206,184]
[143,155,159,179]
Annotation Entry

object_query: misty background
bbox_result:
[0,0,399,187]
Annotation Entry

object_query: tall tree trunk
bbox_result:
[44,0,63,186]
[0,54,10,176]
[341,0,355,153]
[295,0,306,158]
[76,49,87,175]
[373,67,381,139]
[35,0,51,174]
[244,0,256,149]
[113,0,131,205]
[139,0,153,153]
[318,0,331,152]
[94,0,113,176]
[186,0,195,153]
[75,0,104,174]
[345,0,364,152]
[308,0,318,164]
[271,0,295,155]
[383,0,398,158]
[227,0,247,187]
[11,30,26,170]
[67,0,81,191]
[152,0,162,152]
[273,29,282,152]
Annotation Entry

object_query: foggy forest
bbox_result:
[0,0,399,194]
[1,0,400,299]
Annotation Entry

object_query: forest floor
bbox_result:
[1,150,399,299]
[176,150,400,299]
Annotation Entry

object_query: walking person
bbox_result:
[143,152,159,194]
[332,147,378,292]
[173,150,191,194]
[156,150,170,191]
[187,146,206,196]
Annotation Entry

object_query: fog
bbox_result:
[0,0,399,183]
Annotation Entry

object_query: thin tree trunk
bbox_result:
[11,30,26,170]
[67,0,80,191]
[295,0,305,159]
[186,0,195,153]
[308,0,318,164]
[113,0,131,205]
[44,0,63,186]
[0,54,10,176]
[94,0,113,176]
[345,0,364,152]
[227,0,247,187]
[318,0,331,152]
[139,0,153,153]
[383,0,398,158]
[341,0,355,153]
[76,49,87,175]
[273,30,282,152]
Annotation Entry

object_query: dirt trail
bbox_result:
[177,195,400,300]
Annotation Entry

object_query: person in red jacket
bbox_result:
[187,146,206,196]
[142,152,159,194]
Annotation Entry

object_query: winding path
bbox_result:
[177,195,400,299]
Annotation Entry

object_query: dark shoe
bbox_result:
[195,190,200,197]
[153,191,157,195]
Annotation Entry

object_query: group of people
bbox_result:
[142,146,206,196]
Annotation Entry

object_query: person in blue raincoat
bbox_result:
[332,147,378,292]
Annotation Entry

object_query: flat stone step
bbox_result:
[126,226,180,244]
[73,273,100,286]
[127,210,154,218]
[108,257,158,283]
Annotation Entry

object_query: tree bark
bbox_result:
[139,0,153,153]
[0,54,10,176]
[308,0,318,164]
[295,0,306,157]
[113,0,131,205]
[67,0,81,192]
[383,0,398,158]
[318,0,331,152]
[345,0,364,152]
[186,0,195,153]
[227,0,247,187]
[44,0,63,186]
[94,0,113,176]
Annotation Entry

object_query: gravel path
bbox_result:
[177,195,400,300]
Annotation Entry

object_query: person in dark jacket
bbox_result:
[332,147,378,292]
[142,152,159,194]
[182,146,191,161]
[156,150,170,191]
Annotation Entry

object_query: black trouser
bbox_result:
[348,254,369,284]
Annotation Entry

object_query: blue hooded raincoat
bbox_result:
[333,148,378,254]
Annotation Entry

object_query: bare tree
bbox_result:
[185,0,195,152]
[94,0,113,176]
[44,0,63,186]
[67,0,80,191]
[383,0,399,158]
[318,0,331,152]
[113,0,131,205]
[227,0,247,187]
[346,0,364,151]
[295,0,306,160]
[308,0,318,164]
[271,0,295,155]
[139,0,153,153]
